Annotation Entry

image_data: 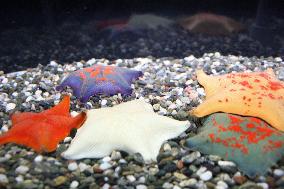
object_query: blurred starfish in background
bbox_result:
[0,95,86,152]
[56,65,143,103]
[178,13,245,36]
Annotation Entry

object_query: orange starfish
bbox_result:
[191,69,284,131]
[0,95,86,152]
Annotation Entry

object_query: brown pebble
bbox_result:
[233,175,247,185]
[177,160,184,169]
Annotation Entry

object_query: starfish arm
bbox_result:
[191,93,230,117]
[119,69,143,84]
[11,112,38,125]
[196,70,222,97]
[56,75,83,98]
[68,112,87,129]
[44,95,70,116]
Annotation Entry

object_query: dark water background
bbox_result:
[0,0,283,73]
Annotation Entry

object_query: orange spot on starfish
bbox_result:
[0,96,86,152]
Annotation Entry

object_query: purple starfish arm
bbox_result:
[56,65,143,103]
[55,75,83,98]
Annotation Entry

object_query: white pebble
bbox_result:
[64,137,72,143]
[76,62,83,68]
[127,175,136,182]
[99,162,112,170]
[199,171,212,181]
[0,174,8,184]
[102,156,111,162]
[216,180,228,189]
[15,175,23,183]
[68,162,78,171]
[50,61,58,66]
[6,103,16,111]
[35,90,42,96]
[70,180,79,188]
[275,57,282,62]
[34,155,43,163]
[101,99,108,107]
[136,185,147,189]
[218,160,236,167]
[184,55,195,62]
[274,169,284,177]
[1,125,9,132]
[78,163,89,172]
[15,165,29,174]
[196,88,205,96]
[1,78,8,84]
[257,183,269,189]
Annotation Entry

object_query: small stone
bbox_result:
[136,185,147,189]
[163,182,174,189]
[275,57,282,62]
[64,137,72,143]
[6,103,16,111]
[68,162,78,171]
[182,151,201,164]
[179,178,197,187]
[163,143,171,151]
[1,125,8,132]
[257,183,269,189]
[153,104,160,111]
[0,174,8,184]
[99,162,112,170]
[70,180,79,188]
[199,171,212,181]
[78,163,89,172]
[1,78,8,84]
[34,155,43,163]
[233,175,247,185]
[274,169,284,177]
[218,160,236,167]
[15,165,29,174]
[174,172,187,180]
[126,175,136,182]
[101,99,108,107]
[216,180,228,189]
[53,176,67,186]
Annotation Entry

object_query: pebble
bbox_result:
[126,175,136,182]
[70,180,79,188]
[1,78,8,84]
[68,162,78,171]
[34,155,43,163]
[257,183,269,189]
[136,185,147,189]
[199,171,213,181]
[15,165,29,174]
[216,180,228,189]
[0,174,8,184]
[6,103,16,111]
[101,99,108,107]
[99,162,112,170]
[274,169,284,177]
[179,178,197,187]
[53,176,67,186]
[182,151,201,164]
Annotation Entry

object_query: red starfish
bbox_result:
[0,95,86,152]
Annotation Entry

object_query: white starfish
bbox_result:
[62,99,189,162]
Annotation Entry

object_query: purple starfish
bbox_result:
[56,65,143,103]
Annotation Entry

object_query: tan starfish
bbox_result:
[178,13,244,36]
[191,69,284,131]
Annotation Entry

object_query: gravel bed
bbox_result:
[0,54,284,189]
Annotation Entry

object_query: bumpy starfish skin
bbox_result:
[192,69,284,131]
[62,100,189,161]
[0,96,86,152]
[186,113,284,177]
[56,65,143,103]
